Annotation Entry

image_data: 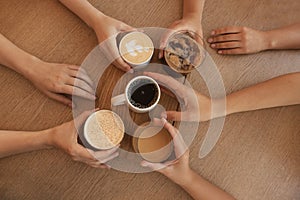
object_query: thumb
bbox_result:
[141,160,166,172]
[166,111,182,121]
[120,23,136,32]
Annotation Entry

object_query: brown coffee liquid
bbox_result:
[130,83,158,108]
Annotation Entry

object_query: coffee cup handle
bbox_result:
[111,94,126,106]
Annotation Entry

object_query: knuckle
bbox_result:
[51,82,60,91]
[72,157,79,161]
[241,26,246,32]
[67,146,77,157]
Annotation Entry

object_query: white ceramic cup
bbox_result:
[83,110,125,150]
[119,32,154,69]
[111,76,161,113]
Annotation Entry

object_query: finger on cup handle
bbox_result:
[151,117,166,127]
[164,110,182,122]
[162,119,187,156]
[113,58,132,72]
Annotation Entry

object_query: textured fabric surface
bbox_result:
[0,0,299,199]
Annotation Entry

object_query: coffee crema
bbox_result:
[119,32,154,64]
[84,110,124,150]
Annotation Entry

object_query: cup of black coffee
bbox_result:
[111,76,161,113]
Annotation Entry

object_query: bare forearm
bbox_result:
[265,23,300,49]
[226,73,300,115]
[183,0,205,20]
[59,0,104,30]
[0,129,52,158]
[177,169,234,200]
[0,33,41,77]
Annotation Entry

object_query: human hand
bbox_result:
[141,118,191,185]
[159,15,203,59]
[93,15,136,72]
[144,72,211,122]
[207,26,268,55]
[47,109,119,168]
[26,60,95,107]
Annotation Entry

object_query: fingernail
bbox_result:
[211,44,216,48]
[141,162,148,167]
[128,69,134,74]
[211,31,215,35]
[207,38,213,43]
[72,102,76,108]
[161,118,167,124]
[218,50,222,54]
[161,112,167,119]
[158,52,162,59]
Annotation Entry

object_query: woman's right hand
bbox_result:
[144,72,212,122]
[47,109,119,168]
[93,15,136,72]
[141,118,192,185]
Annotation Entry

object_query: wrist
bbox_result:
[13,54,42,77]
[90,12,107,33]
[37,129,54,149]
[175,168,194,187]
[18,55,44,79]
[183,12,202,23]
[225,95,237,116]
[263,30,277,50]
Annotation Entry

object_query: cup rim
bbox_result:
[125,75,161,112]
[164,30,206,74]
[132,122,174,163]
[83,110,125,150]
[119,31,154,65]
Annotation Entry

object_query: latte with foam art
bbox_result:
[119,32,154,66]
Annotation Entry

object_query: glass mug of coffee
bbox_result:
[119,31,154,68]
[111,76,161,113]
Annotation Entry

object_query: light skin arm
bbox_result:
[0,130,51,158]
[59,0,135,72]
[208,23,300,55]
[145,72,300,122]
[225,72,300,116]
[266,23,300,49]
[141,119,235,200]
[0,110,119,169]
[183,0,205,21]
[180,170,235,200]
[0,33,95,106]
